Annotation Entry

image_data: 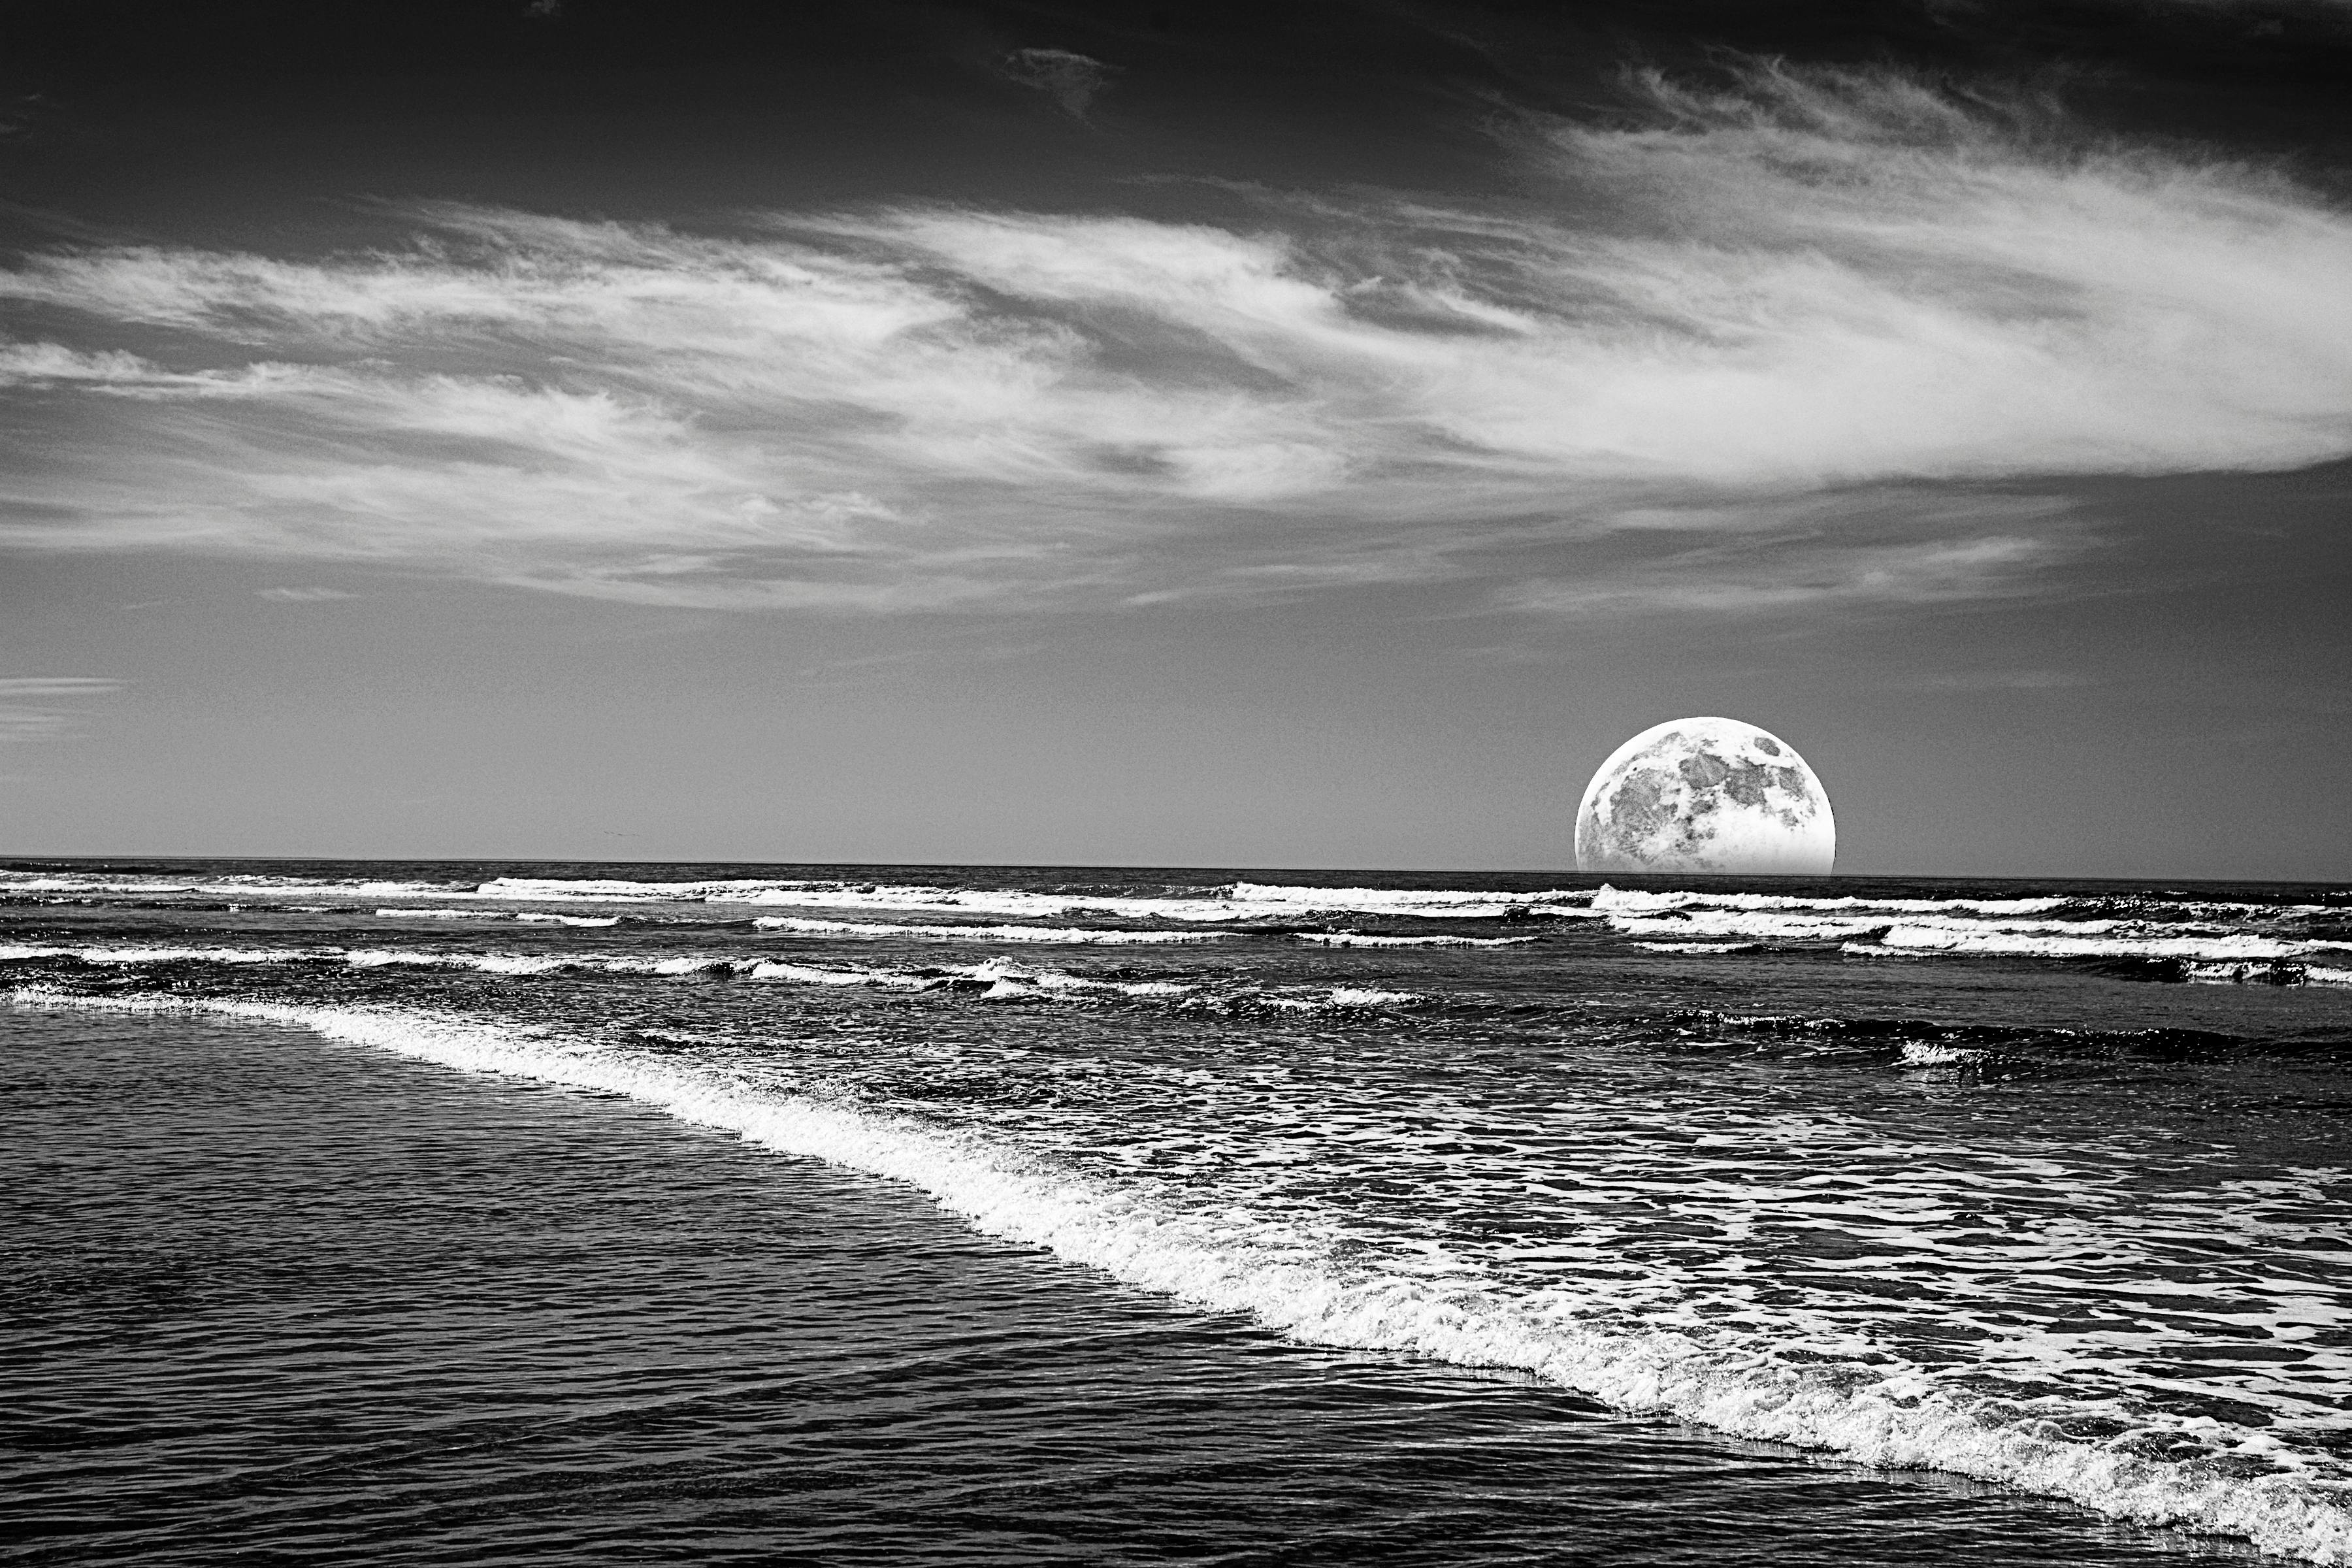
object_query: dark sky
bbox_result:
[3,0,2349,875]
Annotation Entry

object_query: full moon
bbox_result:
[1575,717,1835,875]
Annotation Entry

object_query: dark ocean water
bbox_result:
[4,860,2348,1565]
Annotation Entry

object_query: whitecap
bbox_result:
[1875,927,2317,962]
[1899,1041,1987,1065]
[1593,885,2072,917]
[751,916,1223,944]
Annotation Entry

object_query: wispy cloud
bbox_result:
[1505,534,2062,617]
[0,676,122,741]
[255,585,356,601]
[1895,668,2094,691]
[1495,489,2084,618]
[2,63,2348,615]
[999,48,1118,116]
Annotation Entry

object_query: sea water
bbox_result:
[3,860,2347,1565]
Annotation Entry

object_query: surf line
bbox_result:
[12,987,2347,1567]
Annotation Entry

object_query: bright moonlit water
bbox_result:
[5,859,2349,1565]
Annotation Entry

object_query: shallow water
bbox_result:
[3,859,2348,1563]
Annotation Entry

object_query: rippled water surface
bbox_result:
[4,859,2349,1565]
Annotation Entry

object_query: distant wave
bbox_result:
[0,870,1603,924]
[1593,886,2072,917]
[2,874,465,898]
[1574,884,2352,979]
[0,943,1418,1016]
[751,916,1224,944]
[0,943,305,966]
[1873,926,2320,961]
[370,907,630,927]
[1294,932,1539,948]
[14,873,2347,983]
[1838,928,2352,972]
[1614,910,2114,943]
[14,988,2345,1567]
[1635,941,1759,954]
[485,877,1600,924]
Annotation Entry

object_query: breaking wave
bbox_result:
[1294,932,1539,948]
[1860,926,2346,963]
[750,916,1225,944]
[1593,887,2072,917]
[0,868,1601,923]
[14,988,2347,1567]
[13,868,2349,988]
[0,943,1418,1016]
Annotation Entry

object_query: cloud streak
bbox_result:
[999,48,1118,117]
[0,677,123,742]
[3,63,2349,615]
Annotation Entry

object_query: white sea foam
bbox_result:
[742,960,898,987]
[0,941,732,979]
[344,949,583,975]
[376,907,500,920]
[1872,927,2319,962]
[2181,960,2348,987]
[1899,1041,1988,1066]
[1592,886,2072,917]
[751,916,1224,944]
[7,871,2335,943]
[12,988,2347,1567]
[0,874,467,900]
[1269,987,1422,1009]
[0,941,1265,1007]
[0,877,201,894]
[453,876,1601,923]
[1607,909,2124,943]
[1587,887,2352,966]
[471,876,1296,921]
[0,943,314,966]
[1226,883,1596,917]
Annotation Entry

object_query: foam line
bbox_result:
[0,944,1424,1015]
[1865,928,2325,962]
[1880,927,2309,960]
[11,989,2345,1566]
[751,916,1224,944]
[0,870,1605,923]
[1606,911,2126,943]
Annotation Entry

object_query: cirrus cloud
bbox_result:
[0,676,123,742]
[3,63,2349,616]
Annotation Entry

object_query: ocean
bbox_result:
[4,860,2347,1565]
